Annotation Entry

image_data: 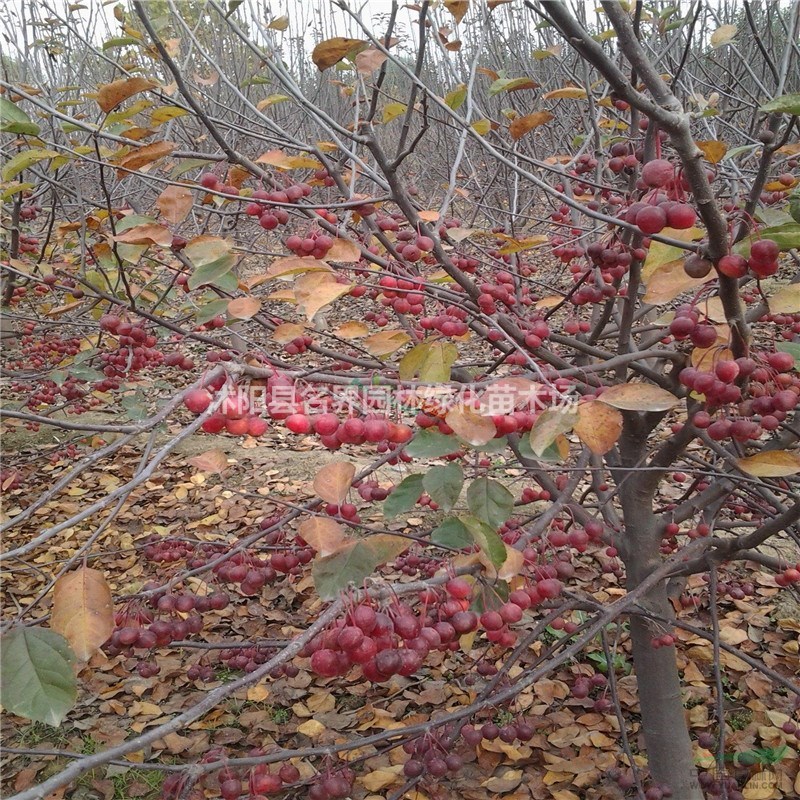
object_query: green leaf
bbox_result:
[473,435,508,453]
[488,76,538,97]
[382,102,406,123]
[170,158,215,179]
[187,255,236,290]
[528,408,578,457]
[312,535,408,600]
[445,84,467,110]
[102,36,142,50]
[383,473,424,518]
[0,99,40,136]
[461,515,506,568]
[114,214,158,232]
[194,298,230,325]
[789,189,800,225]
[0,627,77,726]
[1,182,35,201]
[466,477,514,529]
[734,223,800,256]
[423,464,464,511]
[722,144,758,162]
[776,342,800,366]
[759,94,800,115]
[431,517,472,549]
[399,341,458,383]
[403,429,462,459]
[517,433,564,463]
[1,149,60,181]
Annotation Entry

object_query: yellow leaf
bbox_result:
[246,685,270,702]
[742,769,776,799]
[535,295,563,309]
[696,140,728,164]
[710,24,737,48]
[643,258,714,304]
[262,255,331,281]
[51,567,114,661]
[313,460,356,505]
[480,768,523,792]
[294,273,352,320]
[768,283,800,314]
[297,719,326,737]
[115,140,175,178]
[267,15,289,30]
[543,87,588,100]
[497,544,525,580]
[509,111,553,140]
[736,450,800,477]
[495,233,549,255]
[382,102,406,123]
[256,94,290,111]
[361,766,404,792]
[355,48,387,74]
[255,149,321,170]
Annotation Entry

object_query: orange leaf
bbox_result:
[113,223,173,247]
[362,329,411,356]
[298,517,349,557]
[736,450,800,477]
[418,209,440,222]
[227,296,261,319]
[325,238,362,262]
[272,322,307,343]
[574,401,622,454]
[115,140,175,177]
[313,460,356,504]
[543,87,588,100]
[156,184,193,224]
[696,140,727,164]
[444,0,469,24]
[188,448,230,473]
[51,567,114,661]
[509,111,553,140]
[445,405,497,445]
[333,321,369,339]
[97,77,155,113]
[294,273,352,320]
[599,384,679,412]
[355,48,388,74]
[312,37,366,71]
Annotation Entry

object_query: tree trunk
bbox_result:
[627,583,702,798]
[619,475,702,799]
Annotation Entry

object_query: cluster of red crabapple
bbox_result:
[302,576,565,684]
